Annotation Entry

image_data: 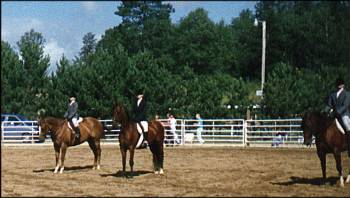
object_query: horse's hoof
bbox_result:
[97,165,100,170]
[346,175,350,183]
[154,171,159,174]
[92,166,96,170]
[339,177,345,187]
[159,169,164,175]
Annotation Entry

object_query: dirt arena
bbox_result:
[2,144,350,197]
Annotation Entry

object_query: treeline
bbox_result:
[2,1,350,120]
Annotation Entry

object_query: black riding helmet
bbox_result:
[69,92,77,99]
[135,88,144,96]
[335,77,345,87]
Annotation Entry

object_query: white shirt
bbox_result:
[337,88,344,98]
[169,117,176,130]
[137,98,142,106]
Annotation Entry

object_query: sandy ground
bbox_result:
[1,144,350,197]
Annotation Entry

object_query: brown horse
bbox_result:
[301,112,350,187]
[112,102,165,177]
[38,116,105,174]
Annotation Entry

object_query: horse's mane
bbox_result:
[302,111,334,134]
[42,116,66,126]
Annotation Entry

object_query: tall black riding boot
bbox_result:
[347,132,350,157]
[142,131,148,148]
[74,126,81,141]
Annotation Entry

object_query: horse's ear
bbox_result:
[37,109,46,119]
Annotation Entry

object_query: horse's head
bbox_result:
[301,113,314,146]
[37,117,49,143]
[112,102,129,127]
[301,112,328,146]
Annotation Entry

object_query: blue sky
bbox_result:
[1,1,256,71]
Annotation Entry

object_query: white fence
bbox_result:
[1,118,305,147]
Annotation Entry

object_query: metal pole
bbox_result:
[261,21,266,94]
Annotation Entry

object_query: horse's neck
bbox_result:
[46,117,65,133]
[120,111,130,128]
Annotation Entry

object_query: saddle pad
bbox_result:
[335,119,345,135]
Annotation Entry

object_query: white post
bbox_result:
[181,119,185,145]
[261,21,266,94]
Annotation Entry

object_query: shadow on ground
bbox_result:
[33,165,94,173]
[271,176,339,186]
[100,170,153,178]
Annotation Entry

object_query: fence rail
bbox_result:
[1,118,307,147]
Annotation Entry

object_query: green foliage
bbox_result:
[80,32,97,64]
[1,41,26,114]
[2,1,350,119]
[3,29,51,119]
[175,8,230,74]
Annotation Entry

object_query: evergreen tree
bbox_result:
[16,29,50,119]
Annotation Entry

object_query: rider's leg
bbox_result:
[72,117,80,140]
[141,121,148,146]
[341,115,350,157]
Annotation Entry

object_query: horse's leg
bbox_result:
[149,144,159,174]
[87,139,98,169]
[346,169,350,183]
[54,144,60,174]
[120,147,127,177]
[153,153,159,174]
[317,151,326,185]
[129,147,135,178]
[96,140,101,170]
[334,152,344,187]
[158,142,164,175]
[59,144,68,174]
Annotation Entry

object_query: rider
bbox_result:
[132,89,148,148]
[326,77,350,156]
[64,93,80,140]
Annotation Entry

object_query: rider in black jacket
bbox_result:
[132,89,148,147]
[64,93,80,140]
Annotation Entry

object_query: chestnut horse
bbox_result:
[301,112,350,187]
[38,116,105,174]
[112,102,165,177]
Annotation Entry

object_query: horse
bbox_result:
[38,116,105,174]
[112,102,165,177]
[301,112,350,187]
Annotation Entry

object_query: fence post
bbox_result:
[181,119,185,145]
[243,120,247,146]
[1,123,4,142]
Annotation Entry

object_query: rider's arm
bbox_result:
[336,92,350,115]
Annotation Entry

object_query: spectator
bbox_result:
[271,132,283,147]
[168,113,180,144]
[195,113,204,144]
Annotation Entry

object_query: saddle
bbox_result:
[67,117,84,130]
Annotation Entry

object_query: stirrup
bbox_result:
[75,134,80,141]
[141,140,148,148]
